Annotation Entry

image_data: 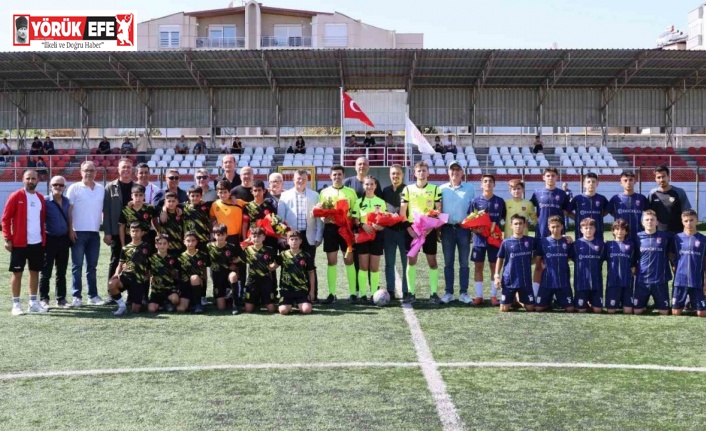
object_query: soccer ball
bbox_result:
[372,289,390,307]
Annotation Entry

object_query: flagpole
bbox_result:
[340,87,344,166]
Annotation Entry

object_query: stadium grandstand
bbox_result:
[1,48,706,215]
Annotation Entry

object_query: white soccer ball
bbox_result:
[372,289,390,307]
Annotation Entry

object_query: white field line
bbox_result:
[0,362,419,381]
[396,268,465,431]
[438,362,706,373]
[3,360,706,382]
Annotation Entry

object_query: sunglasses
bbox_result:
[195,176,208,180]
[167,176,180,180]
[52,184,66,188]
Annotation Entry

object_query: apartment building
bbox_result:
[688,3,706,49]
[137,0,423,50]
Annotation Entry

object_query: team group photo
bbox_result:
[2,1,706,430]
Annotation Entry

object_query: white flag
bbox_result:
[405,117,436,155]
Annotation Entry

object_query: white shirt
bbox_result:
[25,191,42,244]
[66,182,105,232]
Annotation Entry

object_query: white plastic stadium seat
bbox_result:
[572,160,584,168]
[325,147,334,155]
[434,159,445,167]
[581,153,592,162]
[608,159,618,168]
[468,159,480,167]
[530,168,542,175]
[493,160,504,168]
[510,147,520,155]
[601,168,612,175]
[150,154,161,162]
[165,148,175,156]
[588,146,598,155]
[305,147,314,155]
[243,148,253,156]
[315,147,325,155]
[527,159,538,167]
[515,159,526,168]
[180,160,191,168]
[169,161,180,168]
[562,159,573,168]
[577,146,587,155]
[464,146,475,155]
[147,161,156,168]
[507,168,519,175]
[565,147,576,155]
[503,159,515,167]
[539,159,550,168]
[265,147,275,155]
[184,155,195,162]
[567,168,578,175]
[585,160,597,168]
[499,147,510,155]
[489,147,499,156]
[490,154,501,163]
[613,168,623,175]
[172,154,184,163]
[497,168,507,175]
[196,155,206,162]
[597,160,608,168]
[193,161,203,168]
[160,155,172,163]
[254,147,264,155]
[471,168,482,175]
[521,147,531,155]
[154,148,164,156]
[157,161,168,168]
[600,146,610,155]
[554,147,564,155]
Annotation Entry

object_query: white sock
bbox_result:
[490,284,498,297]
[532,282,540,298]
[116,298,126,308]
[475,281,484,298]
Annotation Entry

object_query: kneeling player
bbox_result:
[570,218,605,314]
[108,222,151,316]
[278,231,315,315]
[147,234,180,313]
[177,232,210,313]
[207,224,240,312]
[671,210,706,317]
[533,216,574,312]
[237,228,278,313]
[494,214,535,313]
[634,210,672,316]
[605,219,636,314]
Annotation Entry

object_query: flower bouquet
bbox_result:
[313,199,355,257]
[460,210,503,248]
[406,210,449,258]
[355,210,408,244]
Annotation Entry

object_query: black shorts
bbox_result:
[405,230,438,255]
[244,276,276,305]
[9,243,45,272]
[178,280,195,301]
[119,273,147,304]
[323,224,348,254]
[355,237,384,256]
[279,291,311,306]
[210,270,232,298]
[149,288,179,305]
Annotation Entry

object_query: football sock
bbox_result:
[406,264,416,295]
[111,293,122,301]
[116,298,126,308]
[12,297,20,305]
[346,264,356,295]
[327,265,337,295]
[370,271,380,292]
[429,268,439,295]
[358,270,369,297]
[29,295,37,302]
[475,281,484,298]
[490,284,498,297]
[532,282,540,298]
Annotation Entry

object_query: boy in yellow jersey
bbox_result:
[504,179,536,238]
[317,165,360,304]
[400,161,442,304]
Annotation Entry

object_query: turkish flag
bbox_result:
[343,92,375,128]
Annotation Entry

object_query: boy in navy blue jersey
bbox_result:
[670,209,706,317]
[470,174,506,306]
[530,168,570,297]
[569,218,605,313]
[607,171,647,244]
[567,173,608,241]
[604,219,637,314]
[533,216,574,313]
[494,214,535,313]
[634,210,673,315]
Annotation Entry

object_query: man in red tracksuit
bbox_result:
[2,169,47,316]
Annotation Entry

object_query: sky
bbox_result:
[0,0,702,50]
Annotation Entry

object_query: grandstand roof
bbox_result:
[2,48,706,91]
